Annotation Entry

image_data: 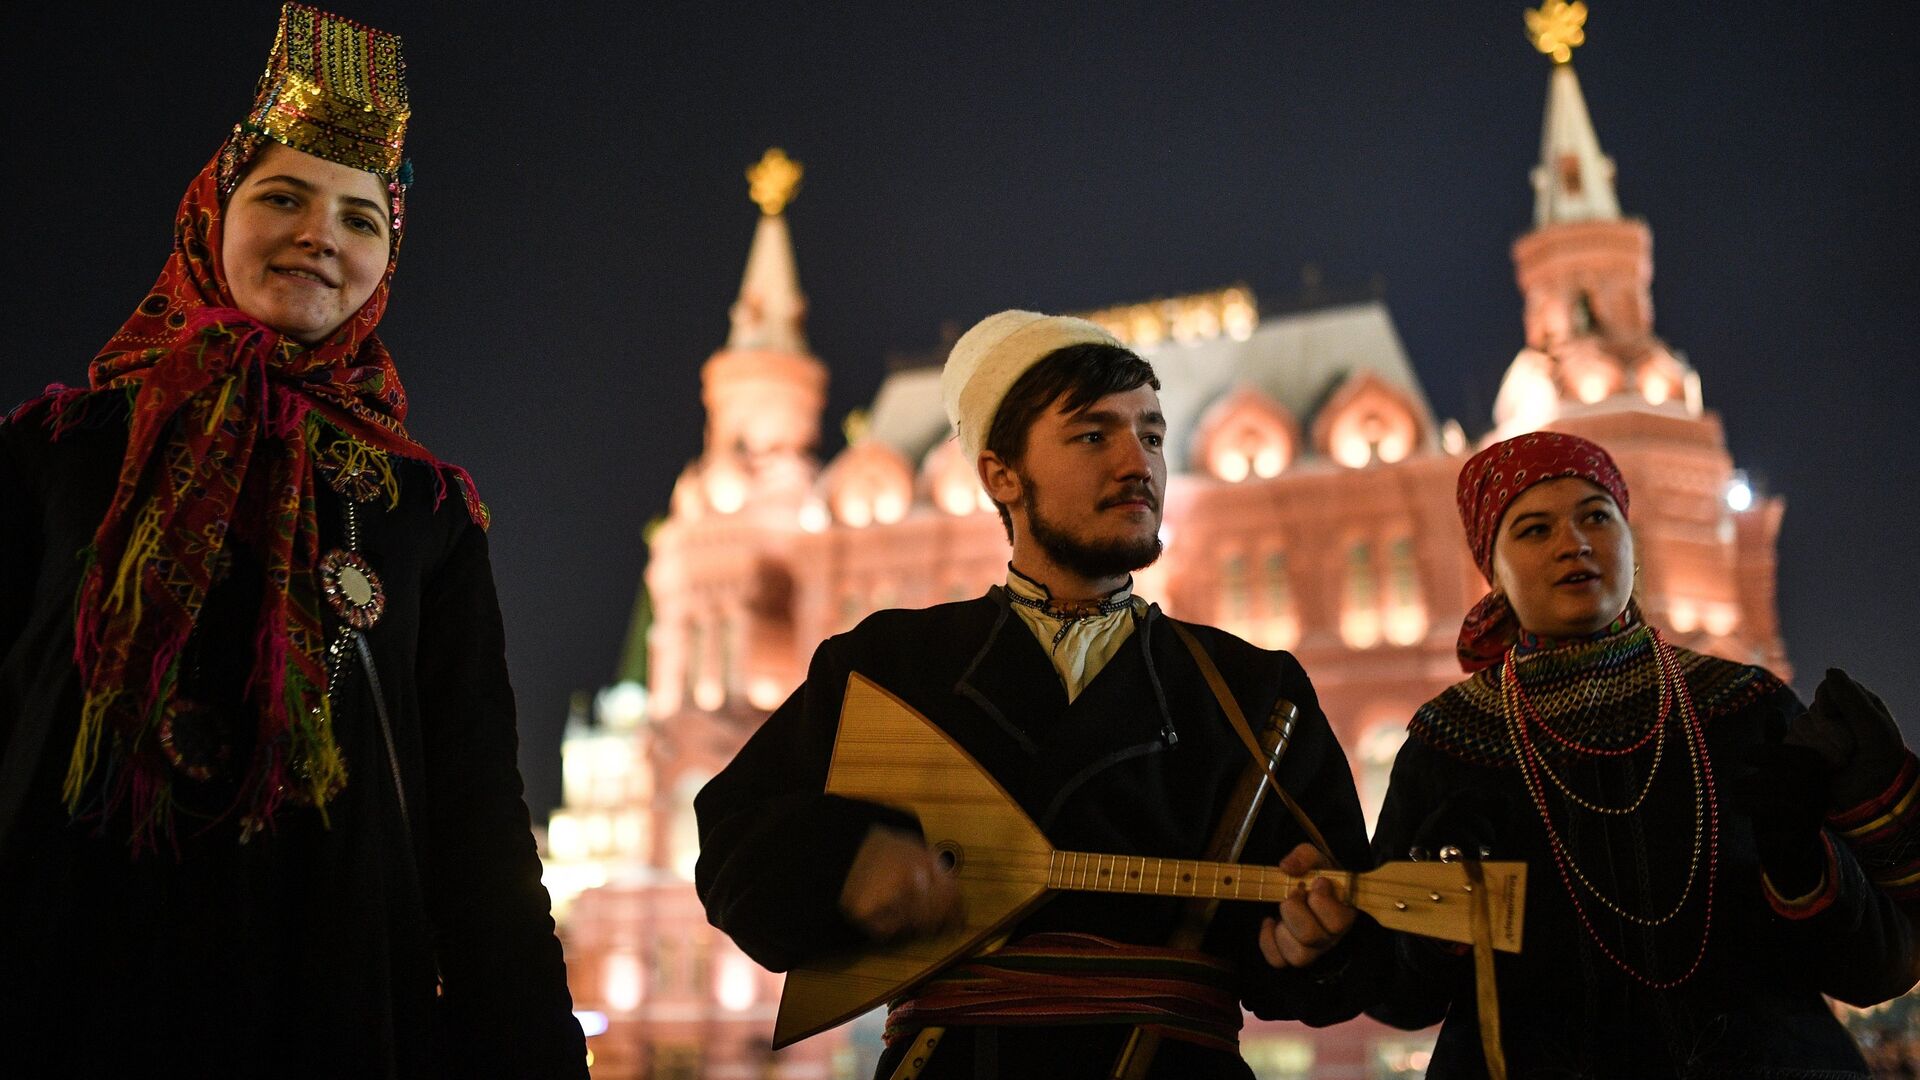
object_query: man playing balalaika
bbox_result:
[695,311,1382,1079]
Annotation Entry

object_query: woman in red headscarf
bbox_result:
[0,5,585,1077]
[1365,432,1918,1078]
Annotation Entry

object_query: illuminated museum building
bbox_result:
[544,44,1789,1080]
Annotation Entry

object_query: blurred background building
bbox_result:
[541,12,1813,1077]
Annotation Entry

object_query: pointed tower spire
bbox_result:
[1527,2,1620,227]
[698,148,828,466]
[1495,3,1695,435]
[728,148,809,353]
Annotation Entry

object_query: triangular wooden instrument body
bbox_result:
[770,672,1528,1048]
[774,672,1057,1048]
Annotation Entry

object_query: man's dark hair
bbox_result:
[982,342,1160,540]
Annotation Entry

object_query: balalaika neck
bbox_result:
[1046,849,1351,903]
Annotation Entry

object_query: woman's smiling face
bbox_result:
[1491,476,1635,638]
[221,142,390,344]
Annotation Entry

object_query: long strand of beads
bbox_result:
[1507,664,1704,925]
[1513,653,1672,814]
[1503,629,1720,987]
[1505,635,1705,923]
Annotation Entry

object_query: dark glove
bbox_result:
[1786,668,1909,811]
[1730,740,1831,898]
[1408,790,1518,863]
[1396,791,1518,970]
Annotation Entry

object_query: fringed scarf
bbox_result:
[15,138,486,852]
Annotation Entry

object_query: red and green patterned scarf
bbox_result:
[19,137,485,851]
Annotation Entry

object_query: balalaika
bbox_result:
[772,673,1527,1048]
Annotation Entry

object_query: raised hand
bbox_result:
[1788,668,1910,810]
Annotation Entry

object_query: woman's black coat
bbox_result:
[0,401,586,1079]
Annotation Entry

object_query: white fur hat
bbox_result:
[941,310,1124,461]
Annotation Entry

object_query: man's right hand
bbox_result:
[838,824,963,941]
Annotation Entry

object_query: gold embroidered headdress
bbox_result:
[233,3,410,182]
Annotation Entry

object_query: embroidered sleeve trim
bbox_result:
[1762,832,1840,920]
[1829,751,1920,901]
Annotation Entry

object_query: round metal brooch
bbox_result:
[158,696,229,782]
[319,548,387,629]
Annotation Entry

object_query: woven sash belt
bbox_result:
[883,932,1243,1054]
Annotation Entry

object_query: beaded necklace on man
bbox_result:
[1500,621,1721,990]
[1003,568,1142,704]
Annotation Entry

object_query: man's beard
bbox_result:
[1021,475,1163,581]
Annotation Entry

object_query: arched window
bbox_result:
[683,620,705,706]
[693,615,725,712]
[1260,551,1299,650]
[1222,553,1250,624]
[839,588,866,634]
[1384,538,1427,646]
[1192,385,1299,483]
[1311,371,1427,468]
[669,770,715,882]
[1341,542,1381,649]
[822,440,915,528]
[923,436,987,517]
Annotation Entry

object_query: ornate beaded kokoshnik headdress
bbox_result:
[218,2,413,206]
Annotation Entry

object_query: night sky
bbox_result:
[5,3,1915,818]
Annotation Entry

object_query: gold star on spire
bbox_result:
[841,408,871,445]
[1526,1,1588,64]
[746,147,803,216]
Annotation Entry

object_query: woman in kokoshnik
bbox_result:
[1365,431,1919,1079]
[0,5,586,1077]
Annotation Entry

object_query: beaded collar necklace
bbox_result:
[1512,607,1639,657]
[1501,622,1721,989]
[1004,567,1135,647]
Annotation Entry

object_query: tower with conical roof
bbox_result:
[545,151,837,1080]
[701,148,827,466]
[1491,2,1788,676]
[1495,1,1695,433]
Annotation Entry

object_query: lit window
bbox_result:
[1357,724,1409,833]
[1725,471,1753,512]
[1384,539,1428,646]
[1258,552,1299,651]
[1668,598,1700,634]
[1702,604,1739,637]
[1242,1035,1314,1080]
[1341,543,1381,649]
[1222,554,1250,624]
[669,772,714,882]
[1374,1035,1439,1080]
[715,953,758,1012]
[602,951,643,1014]
[548,813,584,861]
[747,677,786,711]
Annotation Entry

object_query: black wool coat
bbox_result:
[695,590,1384,1080]
[0,399,586,1080]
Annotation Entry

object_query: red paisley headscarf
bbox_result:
[17,133,484,850]
[1454,432,1629,673]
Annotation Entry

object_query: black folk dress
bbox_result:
[0,397,586,1079]
[1367,623,1916,1079]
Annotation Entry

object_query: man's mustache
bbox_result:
[1099,484,1160,511]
